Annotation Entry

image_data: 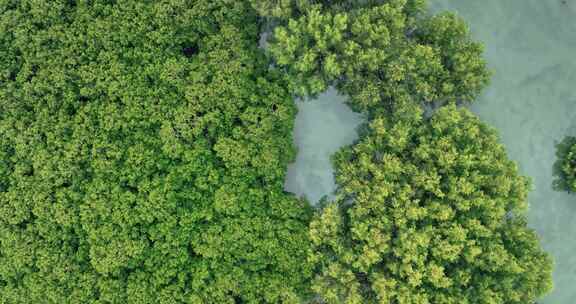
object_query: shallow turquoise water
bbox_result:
[284,88,363,204]
[284,1,576,302]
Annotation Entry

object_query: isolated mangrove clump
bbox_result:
[553,136,576,193]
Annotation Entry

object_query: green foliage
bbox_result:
[267,0,489,112]
[249,0,312,19]
[0,1,553,303]
[553,136,576,193]
[414,12,490,104]
[0,1,313,303]
[309,106,553,304]
[262,1,550,303]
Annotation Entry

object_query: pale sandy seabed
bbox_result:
[283,1,576,302]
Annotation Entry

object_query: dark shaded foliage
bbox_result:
[182,44,199,58]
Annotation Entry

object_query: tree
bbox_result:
[309,106,553,304]
[414,12,491,104]
[553,136,576,193]
[249,0,312,19]
[267,0,489,113]
[0,1,313,302]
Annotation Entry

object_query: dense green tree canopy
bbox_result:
[267,0,490,113]
[0,0,554,303]
[309,106,553,304]
[0,1,312,303]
